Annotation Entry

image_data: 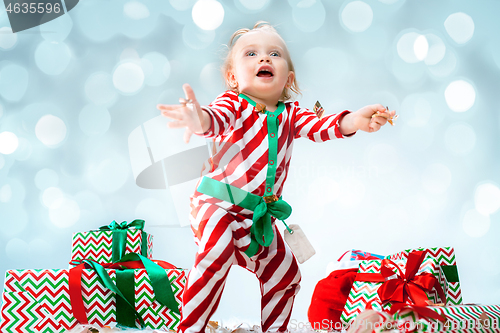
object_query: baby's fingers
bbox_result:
[157,104,184,111]
[167,120,187,128]
[161,109,183,120]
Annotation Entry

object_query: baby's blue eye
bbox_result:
[270,51,280,57]
[246,51,256,56]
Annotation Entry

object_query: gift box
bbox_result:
[387,247,462,305]
[0,265,185,332]
[70,220,154,264]
[341,250,447,325]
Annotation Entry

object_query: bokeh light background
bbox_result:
[1,0,500,326]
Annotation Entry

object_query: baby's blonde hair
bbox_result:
[222,21,300,102]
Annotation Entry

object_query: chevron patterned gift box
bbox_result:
[0,267,186,332]
[387,247,462,306]
[71,220,154,264]
[341,251,446,326]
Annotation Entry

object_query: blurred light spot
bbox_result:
[0,184,11,202]
[424,33,446,65]
[13,137,32,161]
[0,27,17,49]
[6,238,29,262]
[444,12,474,44]
[79,104,111,136]
[49,197,81,228]
[354,26,389,60]
[75,190,104,212]
[475,183,500,216]
[490,40,500,69]
[462,208,489,238]
[378,205,410,231]
[391,57,425,84]
[141,52,171,86]
[0,154,5,170]
[401,94,431,127]
[29,238,54,258]
[35,115,67,147]
[35,168,59,190]
[34,41,71,76]
[303,47,350,88]
[444,122,476,155]
[0,131,19,154]
[413,34,428,61]
[365,143,399,175]
[124,1,150,20]
[42,187,64,208]
[113,62,145,94]
[397,32,421,63]
[182,23,216,49]
[192,0,224,30]
[0,63,29,102]
[170,0,197,11]
[399,125,434,152]
[237,0,270,11]
[85,72,118,106]
[341,1,373,33]
[421,163,451,194]
[292,0,326,33]
[88,154,129,193]
[338,178,365,207]
[479,245,500,276]
[445,80,475,112]
[427,48,457,78]
[136,197,169,223]
[0,204,28,236]
[307,176,340,207]
[41,12,73,42]
[75,1,119,42]
[401,193,431,224]
[200,62,224,94]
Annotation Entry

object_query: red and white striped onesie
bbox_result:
[178,90,351,333]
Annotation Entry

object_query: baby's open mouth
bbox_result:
[257,70,273,77]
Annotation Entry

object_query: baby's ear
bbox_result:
[226,71,237,89]
[287,71,295,87]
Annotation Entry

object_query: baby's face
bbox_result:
[229,30,294,104]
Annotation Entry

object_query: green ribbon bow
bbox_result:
[197,177,292,257]
[70,253,180,329]
[246,197,292,255]
[99,219,147,262]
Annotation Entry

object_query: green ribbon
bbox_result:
[78,253,180,329]
[198,177,291,257]
[118,253,180,315]
[81,259,146,328]
[99,219,147,262]
[441,265,460,283]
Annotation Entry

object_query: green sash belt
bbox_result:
[198,176,292,257]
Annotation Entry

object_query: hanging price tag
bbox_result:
[283,224,316,264]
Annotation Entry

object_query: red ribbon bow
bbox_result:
[357,251,446,306]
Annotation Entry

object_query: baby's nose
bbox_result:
[259,56,271,63]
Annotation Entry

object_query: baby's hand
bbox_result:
[157,84,209,143]
[354,104,397,133]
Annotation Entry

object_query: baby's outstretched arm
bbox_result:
[157,84,211,143]
[339,104,396,135]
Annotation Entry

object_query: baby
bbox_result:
[158,22,396,333]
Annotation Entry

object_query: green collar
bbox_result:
[239,93,285,116]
